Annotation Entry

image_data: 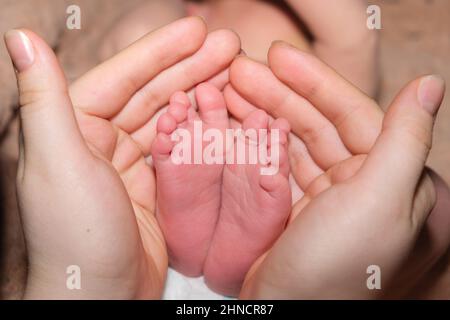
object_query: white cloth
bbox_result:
[163,268,232,300]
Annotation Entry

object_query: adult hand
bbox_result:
[5,17,240,299]
[226,42,449,298]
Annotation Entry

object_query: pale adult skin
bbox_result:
[4,17,240,299]
[225,42,449,299]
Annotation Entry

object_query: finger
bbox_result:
[288,134,324,190]
[224,84,324,189]
[4,29,88,172]
[69,16,207,118]
[306,155,365,198]
[207,68,230,91]
[268,42,383,154]
[230,56,351,170]
[112,29,241,133]
[359,76,445,209]
[223,83,258,119]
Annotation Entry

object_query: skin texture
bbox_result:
[204,109,291,296]
[5,17,240,299]
[2,4,444,299]
[151,84,229,277]
[226,43,449,299]
[0,0,378,298]
[0,0,66,131]
[152,85,291,297]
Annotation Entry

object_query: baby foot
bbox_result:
[204,110,292,296]
[151,83,229,276]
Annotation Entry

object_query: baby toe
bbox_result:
[196,82,229,126]
[151,132,174,161]
[259,172,290,197]
[157,113,177,135]
[168,102,188,124]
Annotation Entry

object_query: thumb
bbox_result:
[4,29,87,170]
[359,75,445,195]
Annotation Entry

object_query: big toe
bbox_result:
[196,82,229,126]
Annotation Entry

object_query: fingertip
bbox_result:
[207,28,242,64]
[181,15,208,39]
[229,55,252,83]
[268,40,293,62]
[230,56,269,95]
[215,28,242,54]
[268,41,314,74]
[190,15,207,27]
[4,29,35,72]
[269,40,293,52]
[417,75,446,116]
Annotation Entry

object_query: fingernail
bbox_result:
[4,30,34,72]
[271,40,293,49]
[418,75,446,115]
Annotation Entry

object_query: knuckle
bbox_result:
[19,87,51,107]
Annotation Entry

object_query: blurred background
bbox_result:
[375,0,450,184]
[0,0,449,299]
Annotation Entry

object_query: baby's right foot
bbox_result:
[151,83,229,276]
[204,110,292,296]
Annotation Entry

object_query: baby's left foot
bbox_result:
[204,110,292,296]
[151,84,229,276]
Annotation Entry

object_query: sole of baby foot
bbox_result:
[151,83,229,277]
[204,110,292,296]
